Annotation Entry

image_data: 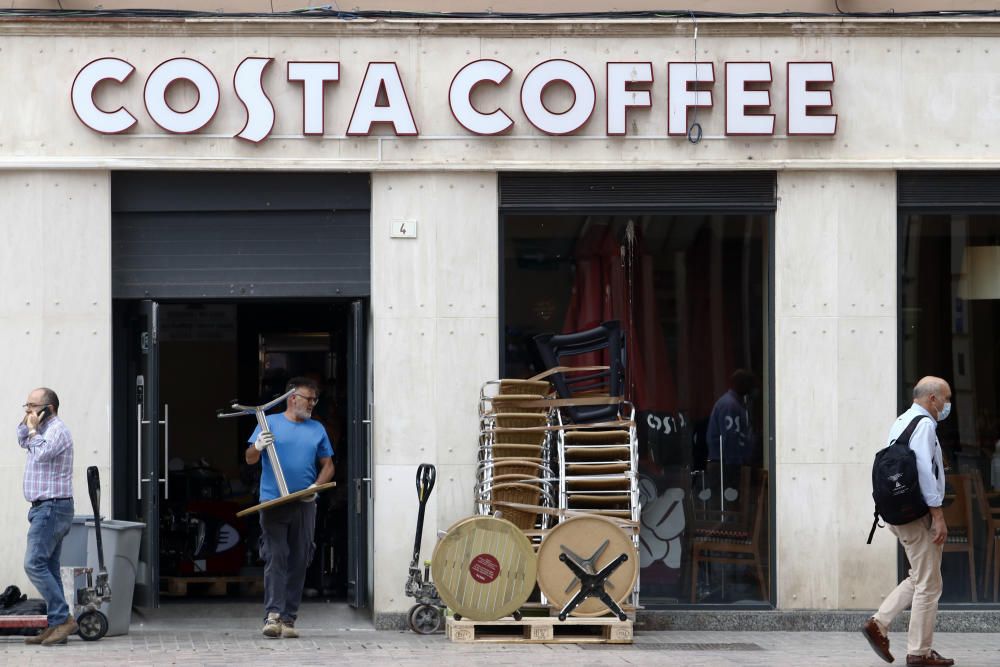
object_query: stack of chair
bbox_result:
[556,407,639,525]
[477,379,557,540]
[533,321,641,609]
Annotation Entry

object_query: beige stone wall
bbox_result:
[0,171,113,595]
[370,172,498,614]
[0,17,982,612]
[775,170,898,609]
[1,19,1000,171]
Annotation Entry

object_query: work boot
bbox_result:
[280,618,299,639]
[262,612,282,638]
[23,627,55,645]
[41,617,78,646]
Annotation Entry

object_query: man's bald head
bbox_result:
[913,376,949,401]
[912,376,952,420]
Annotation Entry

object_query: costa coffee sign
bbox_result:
[71,57,836,143]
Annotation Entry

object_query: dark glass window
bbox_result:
[502,213,771,605]
[901,213,1000,604]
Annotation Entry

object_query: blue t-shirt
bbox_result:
[248,414,334,501]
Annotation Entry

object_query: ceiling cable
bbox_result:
[687,11,703,144]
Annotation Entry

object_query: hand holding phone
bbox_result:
[26,406,49,431]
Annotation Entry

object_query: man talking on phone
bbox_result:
[17,387,76,646]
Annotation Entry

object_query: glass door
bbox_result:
[133,299,167,607]
[347,299,372,609]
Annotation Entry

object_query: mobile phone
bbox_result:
[36,406,50,421]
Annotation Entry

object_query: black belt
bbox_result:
[31,497,71,508]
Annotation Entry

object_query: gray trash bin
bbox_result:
[62,516,97,568]
[85,519,145,637]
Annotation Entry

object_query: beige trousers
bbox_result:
[873,514,944,656]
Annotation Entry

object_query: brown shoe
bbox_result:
[40,617,78,646]
[861,617,894,663]
[24,627,55,645]
[906,650,954,666]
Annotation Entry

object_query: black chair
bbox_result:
[533,320,625,424]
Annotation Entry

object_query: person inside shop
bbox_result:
[704,369,756,503]
[861,376,954,667]
[245,377,334,639]
[17,387,77,646]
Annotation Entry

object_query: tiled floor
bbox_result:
[2,602,998,666]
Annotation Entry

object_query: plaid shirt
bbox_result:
[17,416,74,502]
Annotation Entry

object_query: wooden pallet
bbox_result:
[445,615,633,644]
[160,575,263,597]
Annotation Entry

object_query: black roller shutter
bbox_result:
[500,171,776,213]
[112,172,370,299]
[898,171,1000,211]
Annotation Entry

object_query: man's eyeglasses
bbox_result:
[22,403,50,410]
[292,394,319,405]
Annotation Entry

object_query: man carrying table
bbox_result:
[245,377,334,639]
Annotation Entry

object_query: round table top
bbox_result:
[431,515,537,621]
[535,514,638,617]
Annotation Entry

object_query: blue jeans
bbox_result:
[259,500,316,623]
[24,498,74,626]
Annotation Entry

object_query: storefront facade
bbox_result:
[1,15,998,625]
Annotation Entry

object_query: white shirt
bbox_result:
[887,403,945,508]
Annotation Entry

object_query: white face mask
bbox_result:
[937,400,951,422]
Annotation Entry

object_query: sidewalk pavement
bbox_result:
[2,601,998,666]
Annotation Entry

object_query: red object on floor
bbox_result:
[0,616,47,628]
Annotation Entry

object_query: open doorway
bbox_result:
[113,300,366,606]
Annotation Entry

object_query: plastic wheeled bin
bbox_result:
[62,515,98,568]
[85,519,145,637]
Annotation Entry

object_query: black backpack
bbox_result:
[867,415,932,544]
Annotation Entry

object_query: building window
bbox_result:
[901,212,1000,604]
[502,212,771,606]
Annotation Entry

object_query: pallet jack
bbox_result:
[403,463,445,634]
[0,466,112,641]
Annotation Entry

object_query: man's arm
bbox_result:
[16,423,33,449]
[911,420,947,544]
[315,457,334,486]
[929,506,947,545]
[245,444,261,465]
[911,420,943,507]
[24,424,73,463]
[245,430,273,465]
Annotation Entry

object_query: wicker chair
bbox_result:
[689,469,767,603]
[942,474,977,602]
[969,470,1000,601]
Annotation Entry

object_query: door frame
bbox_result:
[112,297,373,609]
[347,298,373,609]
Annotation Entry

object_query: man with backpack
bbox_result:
[862,376,953,667]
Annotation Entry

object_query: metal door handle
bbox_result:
[163,404,169,500]
[137,403,143,501]
[138,403,169,500]
[354,477,372,512]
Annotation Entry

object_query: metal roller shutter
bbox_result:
[499,171,776,212]
[898,171,1000,211]
[111,172,370,299]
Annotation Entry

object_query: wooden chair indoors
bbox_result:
[683,465,751,596]
[942,474,977,602]
[689,469,768,603]
[969,470,1000,601]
